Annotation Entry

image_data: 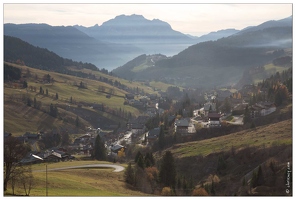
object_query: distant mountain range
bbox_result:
[4,14,292,88]
[112,16,292,88]
[4,14,241,70]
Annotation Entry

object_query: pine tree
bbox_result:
[124,162,135,185]
[136,154,145,169]
[159,151,176,188]
[93,134,106,160]
[135,151,142,163]
[75,115,80,127]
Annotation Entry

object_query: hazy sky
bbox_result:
[3,2,293,36]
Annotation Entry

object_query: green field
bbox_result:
[4,161,149,196]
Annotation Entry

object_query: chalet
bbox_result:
[259,102,276,116]
[204,102,216,117]
[111,144,125,156]
[131,123,146,136]
[44,149,72,162]
[250,102,276,119]
[147,127,160,144]
[20,152,44,165]
[175,118,190,135]
[127,116,149,130]
[208,113,221,127]
[249,105,262,119]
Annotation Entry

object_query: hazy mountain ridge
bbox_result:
[4,15,292,86]
[75,14,193,43]
[4,35,98,73]
[188,29,240,43]
[112,16,292,88]
[4,23,126,68]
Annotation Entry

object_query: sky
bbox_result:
[2,2,293,36]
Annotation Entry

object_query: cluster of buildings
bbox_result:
[125,93,164,117]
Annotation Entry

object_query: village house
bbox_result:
[175,118,191,135]
[110,144,125,156]
[208,113,221,127]
[250,101,276,119]
[131,123,146,137]
[147,127,160,144]
[203,102,216,117]
[127,116,150,130]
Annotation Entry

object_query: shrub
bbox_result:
[192,188,209,196]
[161,187,173,196]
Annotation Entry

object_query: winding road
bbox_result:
[33,164,125,173]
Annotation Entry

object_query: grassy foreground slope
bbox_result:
[156,118,292,196]
[168,119,292,158]
[4,161,149,196]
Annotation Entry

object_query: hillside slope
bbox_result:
[3,62,146,135]
[156,118,292,196]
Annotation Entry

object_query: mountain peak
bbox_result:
[115,14,146,20]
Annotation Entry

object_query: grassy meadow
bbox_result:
[4,161,149,196]
[166,119,292,158]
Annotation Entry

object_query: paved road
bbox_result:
[33,164,125,173]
